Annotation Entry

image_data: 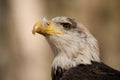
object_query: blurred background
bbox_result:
[0,0,120,80]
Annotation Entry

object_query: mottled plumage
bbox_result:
[33,17,120,80]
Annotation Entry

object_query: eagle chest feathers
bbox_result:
[33,17,120,80]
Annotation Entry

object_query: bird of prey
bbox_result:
[32,17,120,80]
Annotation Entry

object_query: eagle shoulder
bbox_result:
[61,62,120,80]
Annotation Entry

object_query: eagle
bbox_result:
[32,17,120,80]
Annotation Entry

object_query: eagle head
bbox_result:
[33,17,101,69]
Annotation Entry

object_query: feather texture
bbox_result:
[52,62,120,80]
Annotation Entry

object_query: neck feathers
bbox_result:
[47,35,101,70]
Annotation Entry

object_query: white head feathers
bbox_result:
[46,17,101,69]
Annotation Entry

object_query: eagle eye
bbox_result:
[61,23,71,30]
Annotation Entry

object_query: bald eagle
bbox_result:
[33,17,120,80]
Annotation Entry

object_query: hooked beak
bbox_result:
[32,17,64,36]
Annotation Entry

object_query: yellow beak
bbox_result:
[32,18,64,36]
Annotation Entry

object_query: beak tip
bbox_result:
[32,29,36,35]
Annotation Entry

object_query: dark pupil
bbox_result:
[62,23,71,29]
